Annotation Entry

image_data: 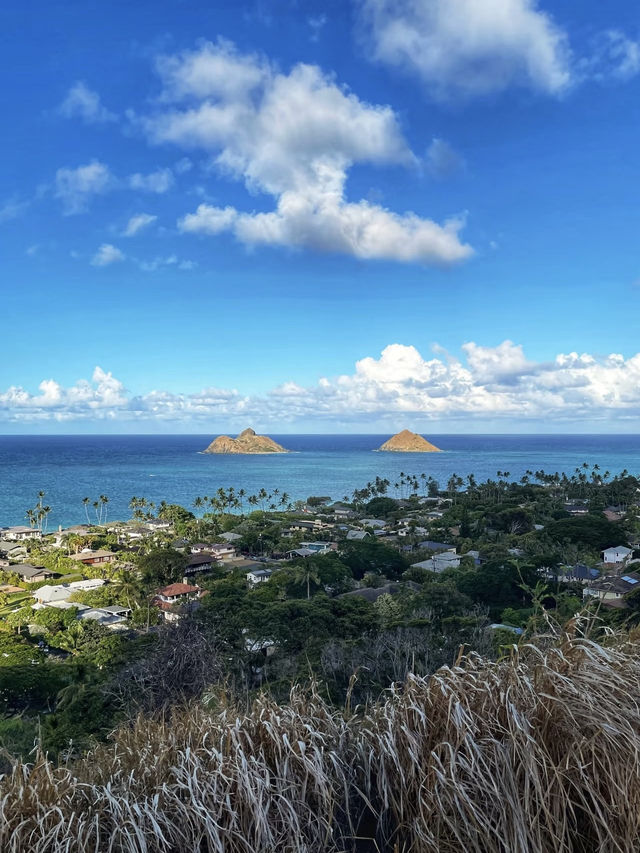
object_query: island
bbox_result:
[377,429,441,452]
[203,428,290,454]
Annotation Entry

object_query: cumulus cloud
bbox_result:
[54,160,113,214]
[356,0,572,98]
[59,81,117,123]
[123,212,158,236]
[5,342,640,425]
[128,168,174,193]
[91,243,125,266]
[141,39,472,265]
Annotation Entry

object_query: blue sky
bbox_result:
[2,0,640,432]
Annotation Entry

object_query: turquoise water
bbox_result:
[1,434,640,527]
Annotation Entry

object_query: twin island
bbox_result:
[203,428,441,454]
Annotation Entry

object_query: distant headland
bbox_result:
[203,428,290,454]
[376,430,441,453]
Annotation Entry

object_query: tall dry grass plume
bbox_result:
[1,618,640,852]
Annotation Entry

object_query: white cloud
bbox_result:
[179,204,237,235]
[91,243,125,266]
[59,81,117,123]
[581,30,640,82]
[123,212,158,236]
[357,0,572,98]
[0,198,30,222]
[5,343,640,425]
[142,40,472,265]
[136,254,196,272]
[425,138,465,178]
[128,168,174,193]
[174,157,193,174]
[54,161,113,214]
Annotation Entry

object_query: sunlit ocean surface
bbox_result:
[1,434,640,527]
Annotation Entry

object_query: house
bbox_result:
[285,547,318,558]
[78,605,131,627]
[11,564,55,583]
[0,539,27,559]
[208,543,237,560]
[411,551,461,573]
[331,504,355,519]
[345,530,371,542]
[340,581,421,603]
[69,549,116,567]
[563,502,589,516]
[556,564,601,583]
[602,545,633,564]
[35,577,106,605]
[144,518,172,532]
[1,526,42,541]
[220,531,243,543]
[286,518,326,532]
[397,526,428,538]
[183,553,216,578]
[247,568,273,586]
[152,583,204,622]
[360,519,388,530]
[583,573,640,607]
[419,540,454,553]
[298,541,336,554]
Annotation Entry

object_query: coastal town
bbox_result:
[2,459,640,761]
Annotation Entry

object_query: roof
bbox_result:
[220,532,242,541]
[185,553,215,566]
[420,541,453,552]
[69,549,115,561]
[603,545,633,555]
[11,564,51,579]
[156,583,201,597]
[248,568,272,578]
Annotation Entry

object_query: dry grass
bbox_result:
[1,619,640,852]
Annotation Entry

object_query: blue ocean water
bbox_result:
[1,434,640,528]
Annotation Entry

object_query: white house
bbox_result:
[602,546,633,564]
[2,526,42,541]
[247,568,273,586]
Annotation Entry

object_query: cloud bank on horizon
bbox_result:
[3,342,640,427]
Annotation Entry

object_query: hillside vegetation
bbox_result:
[1,619,639,852]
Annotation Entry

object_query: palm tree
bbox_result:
[99,495,109,525]
[82,497,91,525]
[292,562,320,599]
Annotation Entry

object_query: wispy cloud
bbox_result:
[59,81,117,123]
[128,168,174,193]
[0,198,30,222]
[54,160,113,214]
[123,212,158,236]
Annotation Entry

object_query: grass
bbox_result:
[0,616,639,851]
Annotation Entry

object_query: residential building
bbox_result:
[247,568,273,586]
[602,546,633,564]
[10,564,55,583]
[152,583,204,622]
[69,549,116,567]
[1,526,42,541]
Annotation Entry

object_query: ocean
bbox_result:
[1,433,640,528]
